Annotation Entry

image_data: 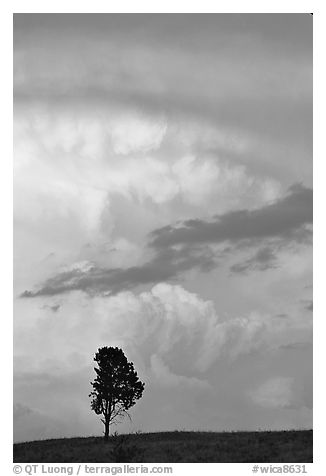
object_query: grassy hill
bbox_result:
[13,430,313,463]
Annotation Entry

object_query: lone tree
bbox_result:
[89,346,145,440]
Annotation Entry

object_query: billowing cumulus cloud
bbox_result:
[14,283,312,441]
[14,105,282,215]
[16,283,312,381]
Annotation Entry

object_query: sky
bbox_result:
[13,13,313,442]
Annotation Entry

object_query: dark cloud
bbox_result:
[20,185,312,298]
[150,184,312,249]
[20,245,216,298]
[230,247,278,274]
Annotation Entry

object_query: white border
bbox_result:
[3,2,323,475]
[7,1,319,14]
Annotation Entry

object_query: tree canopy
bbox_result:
[89,346,145,440]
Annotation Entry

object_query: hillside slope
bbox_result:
[13,430,313,463]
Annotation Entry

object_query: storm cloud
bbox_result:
[21,184,312,298]
[21,245,216,297]
[150,184,312,249]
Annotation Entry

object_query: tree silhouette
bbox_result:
[89,346,145,440]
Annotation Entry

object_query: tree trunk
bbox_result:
[104,420,110,441]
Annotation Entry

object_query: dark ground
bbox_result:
[13,430,313,463]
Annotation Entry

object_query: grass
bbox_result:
[13,430,313,463]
